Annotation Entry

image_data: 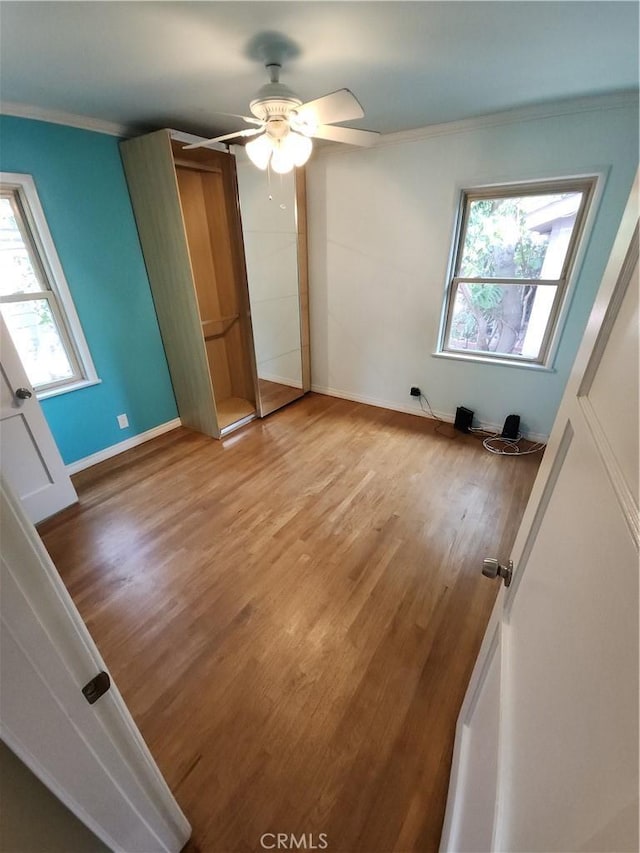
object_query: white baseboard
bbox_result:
[64,391,547,477]
[66,418,182,475]
[310,385,549,444]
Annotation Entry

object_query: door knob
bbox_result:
[15,387,32,400]
[482,557,513,588]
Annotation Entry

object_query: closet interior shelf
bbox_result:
[201,315,240,339]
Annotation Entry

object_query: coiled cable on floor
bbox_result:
[481,432,545,456]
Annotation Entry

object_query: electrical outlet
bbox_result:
[117,413,129,429]
[410,386,421,397]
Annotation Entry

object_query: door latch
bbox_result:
[482,558,513,588]
[82,671,111,705]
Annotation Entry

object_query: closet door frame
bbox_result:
[120,130,220,438]
[295,166,311,394]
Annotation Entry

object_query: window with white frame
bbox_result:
[439,177,596,366]
[0,174,98,396]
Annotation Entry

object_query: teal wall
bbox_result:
[0,116,178,463]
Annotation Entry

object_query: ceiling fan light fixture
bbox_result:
[270,142,294,175]
[268,131,313,174]
[245,133,272,170]
[246,127,312,174]
[286,131,313,167]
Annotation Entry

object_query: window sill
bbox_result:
[36,377,102,400]
[432,351,556,372]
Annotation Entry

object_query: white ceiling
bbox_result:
[1,1,638,137]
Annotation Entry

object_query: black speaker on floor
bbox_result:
[501,414,521,440]
[454,406,474,433]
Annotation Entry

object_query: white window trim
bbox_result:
[435,171,605,370]
[1,172,100,397]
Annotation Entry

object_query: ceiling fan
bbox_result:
[184,62,379,173]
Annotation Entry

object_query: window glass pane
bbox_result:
[459,193,583,280]
[447,282,557,360]
[0,197,43,296]
[1,299,75,387]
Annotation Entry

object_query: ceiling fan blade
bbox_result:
[296,89,364,126]
[214,112,264,126]
[183,128,263,149]
[312,124,380,147]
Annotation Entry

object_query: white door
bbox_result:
[0,313,77,522]
[441,173,639,853]
[0,475,191,852]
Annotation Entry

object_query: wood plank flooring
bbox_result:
[38,394,541,853]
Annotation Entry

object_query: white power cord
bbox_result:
[417,394,545,456]
[468,426,544,455]
[481,432,545,456]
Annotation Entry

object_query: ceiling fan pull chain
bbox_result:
[279,172,286,209]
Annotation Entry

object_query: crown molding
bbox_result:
[318,90,639,157]
[0,101,131,137]
[2,90,637,149]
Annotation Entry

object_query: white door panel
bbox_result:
[1,625,160,852]
[503,423,638,852]
[451,627,501,853]
[0,477,191,852]
[441,173,639,853]
[0,314,77,522]
[577,797,640,852]
[587,258,639,503]
[1,408,56,496]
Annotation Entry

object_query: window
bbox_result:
[439,177,596,367]
[0,173,98,396]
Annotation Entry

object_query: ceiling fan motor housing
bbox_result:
[183,61,378,155]
[249,81,302,121]
[264,117,290,140]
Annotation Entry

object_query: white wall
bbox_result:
[306,95,638,438]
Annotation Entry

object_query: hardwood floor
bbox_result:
[39,394,541,853]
